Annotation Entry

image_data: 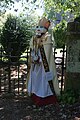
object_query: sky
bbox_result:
[6,0,44,17]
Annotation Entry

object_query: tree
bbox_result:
[1,0,80,48]
[0,14,33,62]
[53,20,67,48]
[44,0,80,19]
[44,0,80,47]
[0,0,14,15]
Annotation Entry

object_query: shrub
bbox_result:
[0,14,32,62]
[53,21,67,48]
[58,89,80,104]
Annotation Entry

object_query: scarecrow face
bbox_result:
[35,26,47,36]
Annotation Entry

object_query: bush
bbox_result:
[53,21,67,48]
[58,89,80,104]
[0,14,33,62]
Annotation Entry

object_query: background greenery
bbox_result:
[0,14,33,61]
[0,0,80,47]
[0,0,80,49]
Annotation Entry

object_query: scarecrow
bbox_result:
[27,17,60,106]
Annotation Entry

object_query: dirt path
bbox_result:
[0,96,80,120]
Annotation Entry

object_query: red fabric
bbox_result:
[31,94,57,106]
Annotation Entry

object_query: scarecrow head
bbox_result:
[35,17,50,37]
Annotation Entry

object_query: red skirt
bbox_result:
[31,94,57,106]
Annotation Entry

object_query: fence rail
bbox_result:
[0,45,66,96]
